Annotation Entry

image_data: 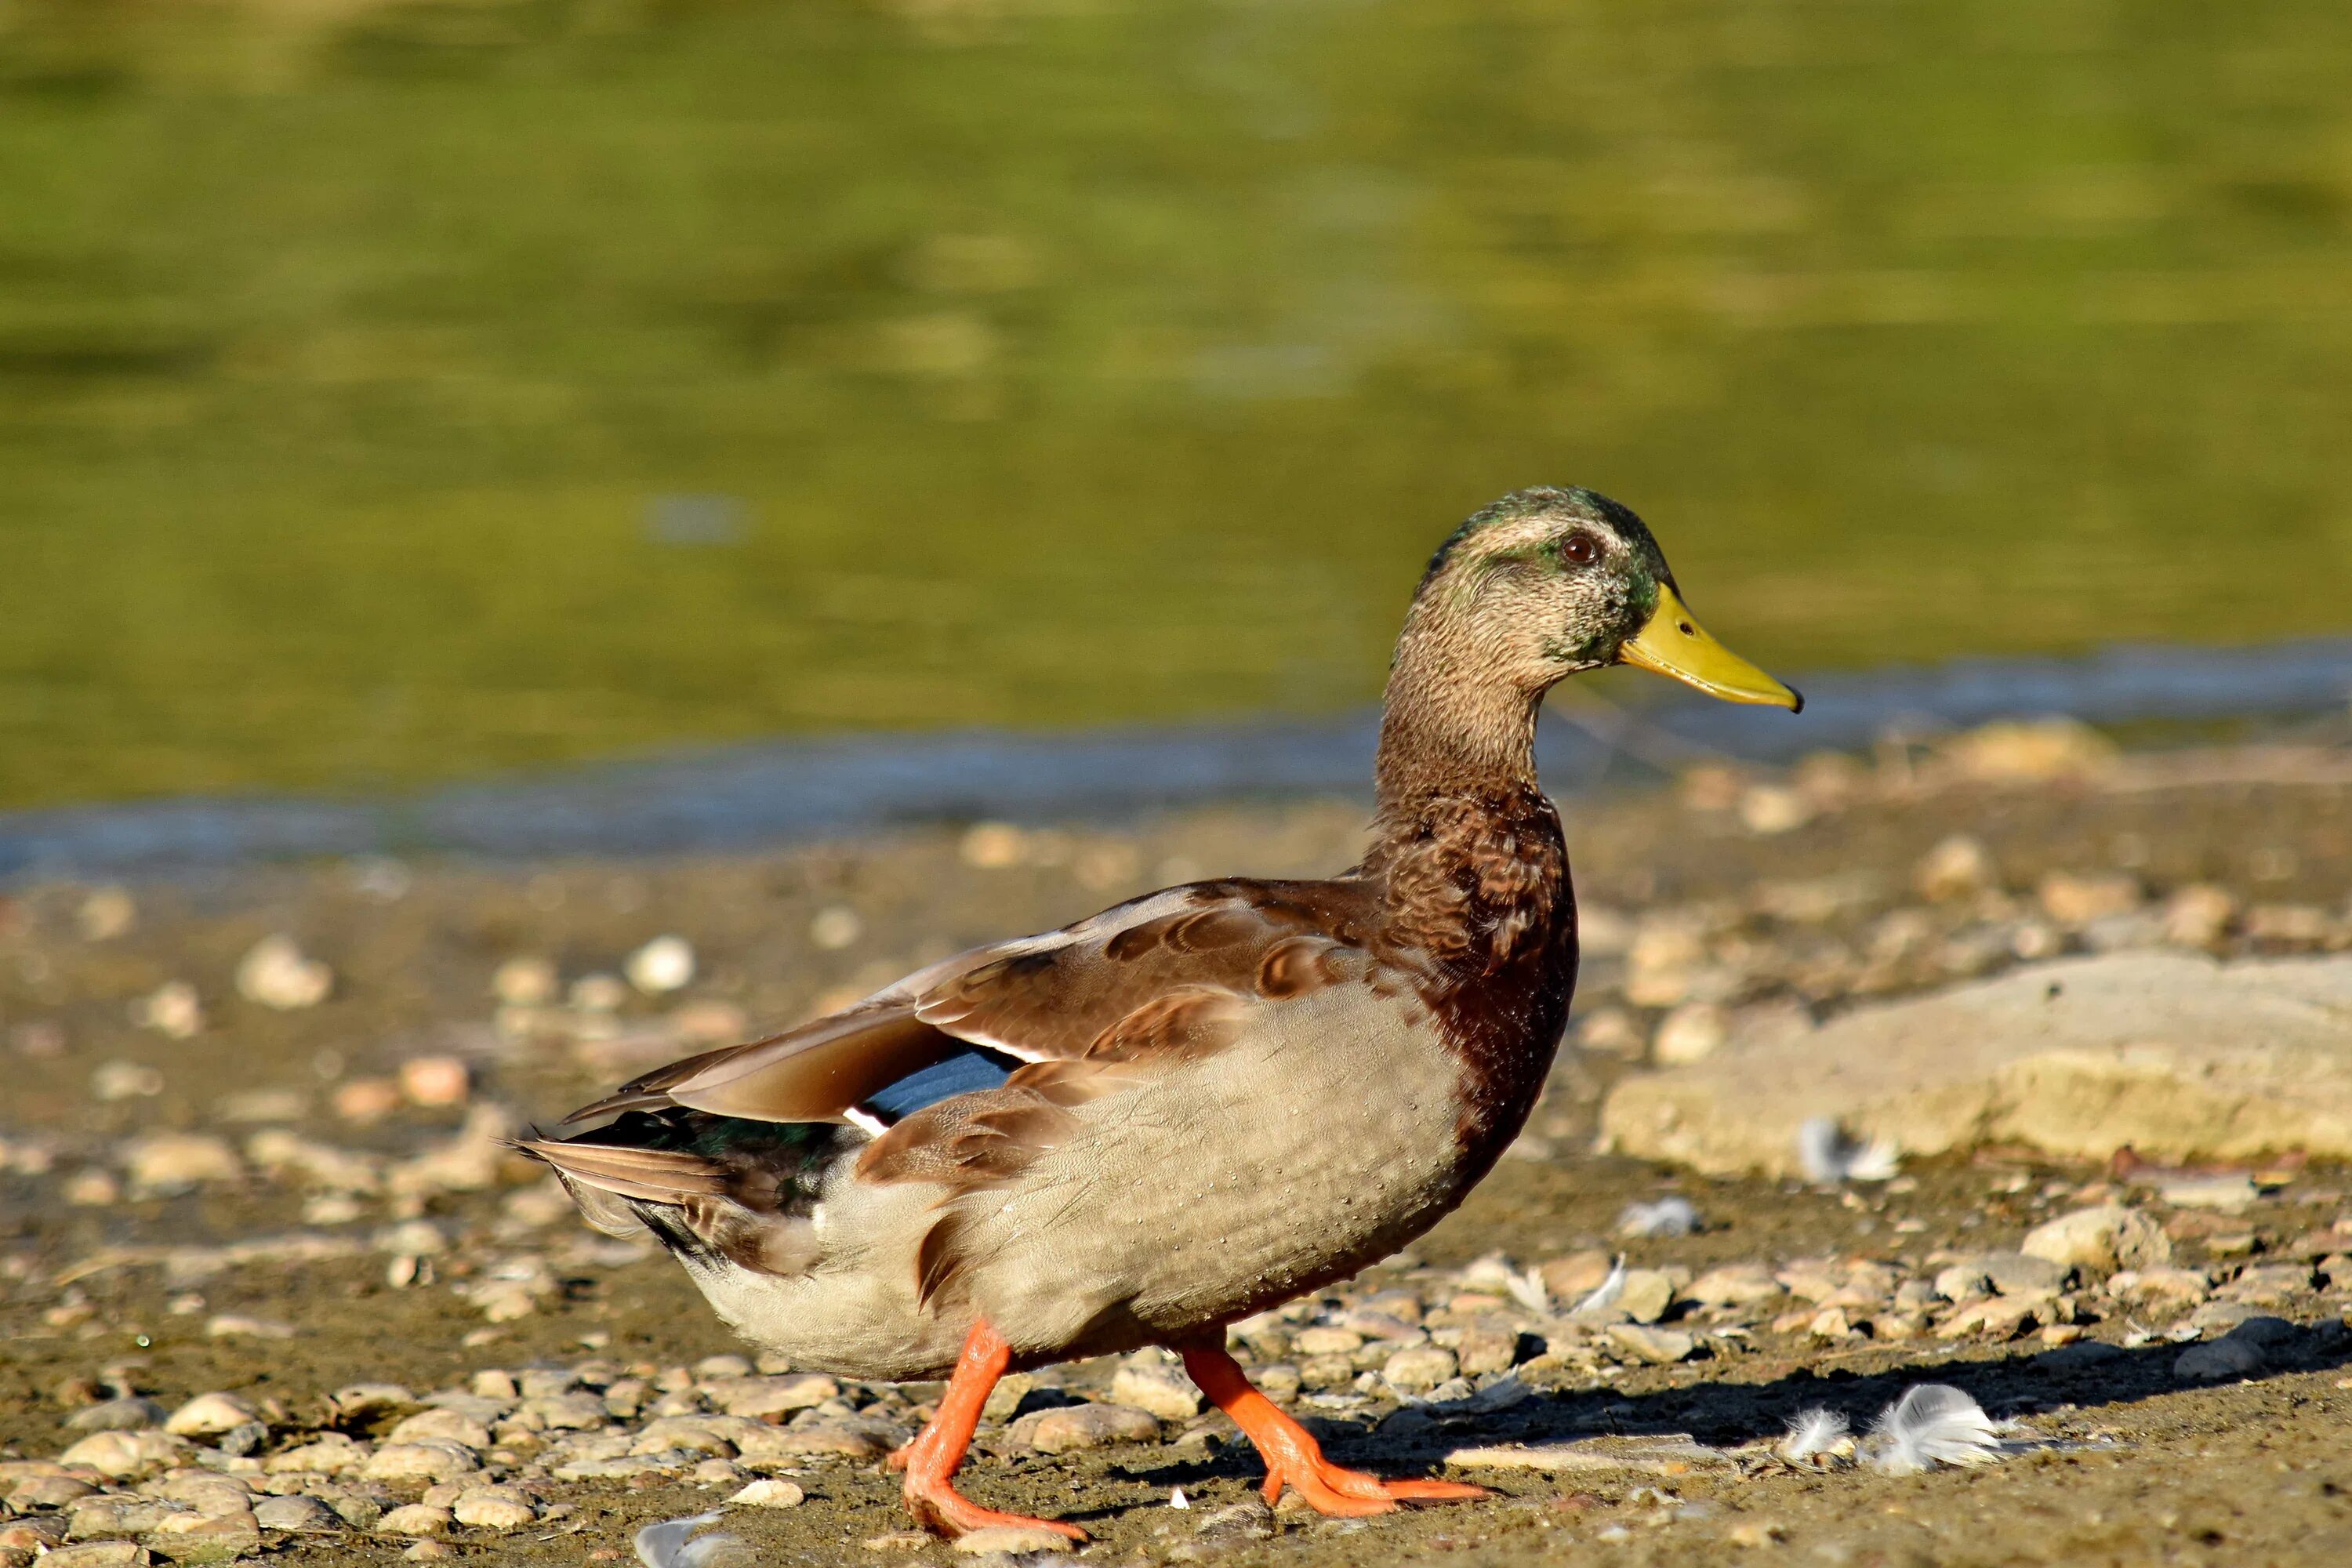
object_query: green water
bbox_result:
[2,0,2348,809]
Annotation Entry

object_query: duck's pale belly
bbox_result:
[683,989,1485,1381]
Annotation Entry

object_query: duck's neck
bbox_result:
[1364,605,1578,1178]
[1371,615,1544,825]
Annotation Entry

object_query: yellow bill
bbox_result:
[1619,583,1803,710]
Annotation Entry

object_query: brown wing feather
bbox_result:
[511,1137,731,1203]
[564,1005,963,1126]
[558,878,1379,1134]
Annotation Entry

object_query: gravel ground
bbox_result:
[3,725,2351,1567]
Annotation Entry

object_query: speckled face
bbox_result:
[1414,486,1675,687]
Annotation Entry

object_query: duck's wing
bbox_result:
[532,877,1392,1293]
[562,877,1387,1133]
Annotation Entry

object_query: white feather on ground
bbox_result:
[1617,1196,1701,1238]
[1796,1116,1902,1183]
[1779,1406,1853,1464]
[1863,1385,2004,1474]
[1573,1255,1628,1315]
[636,1512,750,1568]
[1461,1252,1552,1316]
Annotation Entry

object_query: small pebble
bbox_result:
[626,936,697,995]
[398,1055,470,1107]
[493,956,559,1006]
[235,935,333,1010]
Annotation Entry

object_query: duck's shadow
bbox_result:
[1123,1316,2352,1496]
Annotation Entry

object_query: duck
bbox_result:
[518,486,1798,1540]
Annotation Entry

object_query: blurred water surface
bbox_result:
[1,0,2347,808]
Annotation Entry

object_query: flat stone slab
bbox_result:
[1446,1435,1733,1475]
[1600,953,2352,1176]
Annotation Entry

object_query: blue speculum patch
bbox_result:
[863,1048,1020,1123]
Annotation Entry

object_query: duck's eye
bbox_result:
[1559,532,1600,567]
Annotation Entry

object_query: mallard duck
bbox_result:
[520,487,1798,1539]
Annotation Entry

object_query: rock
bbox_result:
[1604,953,2352,1174]
[332,1078,404,1123]
[1936,1296,2043,1340]
[521,1392,612,1430]
[492,956,559,1006]
[78,887,138,940]
[252,1495,342,1531]
[1251,1364,1302,1403]
[809,906,863,951]
[64,1169,122,1205]
[1539,1250,1616,1301]
[1447,1433,1730,1474]
[64,1397,168,1432]
[207,1314,296,1341]
[43,1544,148,1568]
[728,1479,804,1508]
[121,1135,242,1198]
[146,1512,259,1564]
[1616,1269,1677,1323]
[234,935,332,1010]
[1455,1326,1523,1376]
[1915,836,1996,901]
[2107,1267,2210,1305]
[67,1500,186,1539]
[2162,886,2238,949]
[1940,719,2115,782]
[397,1056,470,1108]
[1291,1326,1363,1356]
[630,1417,740,1457]
[1653,1004,1728,1065]
[1018,1403,1160,1454]
[626,936,697,995]
[2038,873,2143,927]
[734,1423,892,1463]
[2160,1175,2259,1213]
[374,1504,453,1538]
[404,1543,456,1561]
[10,1474,100,1509]
[2174,1335,2264,1381]
[1606,1325,1695,1364]
[163,1393,256,1439]
[450,1490,535,1530]
[2024,1204,2172,1274]
[1934,1262,1992,1301]
[133,982,204,1040]
[1978,1251,2073,1298]
[952,1526,1073,1555]
[265,1434,369,1475]
[154,1476,252,1518]
[363,1444,478,1483]
[388,1408,492,1449]
[2223,1264,2314,1305]
[1381,1345,1459,1392]
[1109,1352,1203,1421]
[330,1382,418,1420]
[1686,1262,1781,1308]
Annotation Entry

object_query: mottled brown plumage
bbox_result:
[517,486,1798,1541]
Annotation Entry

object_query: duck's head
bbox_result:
[1411,486,1802,711]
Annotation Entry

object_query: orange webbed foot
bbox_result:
[894,1322,1089,1541]
[902,1479,1091,1542]
[1258,1456,1490,1515]
[1178,1338,1490,1519]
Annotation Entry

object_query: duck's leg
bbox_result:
[889,1321,1088,1541]
[1178,1337,1489,1515]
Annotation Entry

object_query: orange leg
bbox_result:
[887,1322,1087,1541]
[1178,1337,1489,1516]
